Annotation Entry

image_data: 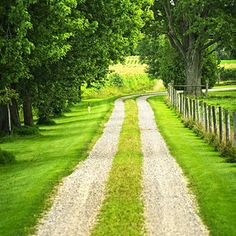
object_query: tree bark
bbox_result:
[0,105,10,133]
[185,50,202,96]
[0,99,21,133]
[78,84,82,102]
[23,92,33,126]
[10,99,21,128]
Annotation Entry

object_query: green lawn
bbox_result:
[0,98,114,236]
[92,99,144,236]
[149,96,236,236]
[203,90,236,111]
[221,60,236,64]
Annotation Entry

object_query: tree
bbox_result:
[139,35,219,89]
[149,0,235,95]
[0,0,34,132]
[20,0,79,126]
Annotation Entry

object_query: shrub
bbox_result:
[0,149,16,164]
[220,68,236,81]
[37,117,56,126]
[108,73,124,87]
[14,126,39,136]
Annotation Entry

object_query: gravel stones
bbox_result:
[34,98,125,236]
[137,96,209,236]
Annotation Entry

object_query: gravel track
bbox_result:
[34,98,125,236]
[137,95,209,236]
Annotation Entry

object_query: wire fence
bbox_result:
[168,84,236,147]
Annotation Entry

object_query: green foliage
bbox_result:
[140,0,235,94]
[0,89,18,105]
[202,91,236,112]
[139,36,219,88]
[14,126,39,136]
[107,74,124,88]
[0,0,152,132]
[220,68,236,81]
[0,149,16,164]
[84,74,156,98]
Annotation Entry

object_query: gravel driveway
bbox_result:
[137,95,209,236]
[34,98,125,236]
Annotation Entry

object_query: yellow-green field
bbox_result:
[220,60,236,69]
[109,56,147,75]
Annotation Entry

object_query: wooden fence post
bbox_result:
[204,103,208,132]
[186,97,189,118]
[189,98,193,119]
[233,112,236,147]
[201,102,205,127]
[196,100,200,123]
[208,105,212,133]
[179,93,183,114]
[225,110,230,144]
[193,99,196,121]
[205,79,209,97]
[219,107,223,142]
[212,106,217,136]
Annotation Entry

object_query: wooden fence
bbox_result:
[168,84,236,147]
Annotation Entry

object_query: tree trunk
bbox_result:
[0,99,21,134]
[78,84,82,102]
[0,105,10,133]
[10,99,21,128]
[23,92,33,126]
[185,50,202,96]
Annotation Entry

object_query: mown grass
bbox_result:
[221,60,236,64]
[92,99,144,236]
[0,98,114,236]
[202,90,236,111]
[220,60,236,69]
[149,96,236,236]
[84,74,159,98]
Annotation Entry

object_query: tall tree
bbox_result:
[0,0,34,132]
[20,0,79,126]
[150,0,235,95]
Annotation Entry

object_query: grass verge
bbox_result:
[92,99,144,236]
[149,96,236,236]
[0,98,115,236]
[202,90,236,111]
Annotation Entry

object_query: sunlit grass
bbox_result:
[203,90,236,111]
[220,60,236,69]
[92,99,144,236]
[149,96,236,235]
[0,98,114,236]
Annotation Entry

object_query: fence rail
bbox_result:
[168,84,236,147]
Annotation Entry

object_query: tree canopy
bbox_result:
[140,0,235,94]
[0,0,152,133]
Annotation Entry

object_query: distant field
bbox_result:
[221,60,236,64]
[109,64,147,75]
[220,60,236,69]
[109,56,146,75]
[125,56,140,64]
[203,90,236,111]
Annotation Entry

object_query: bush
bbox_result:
[220,68,236,81]
[14,126,39,136]
[108,73,124,87]
[0,149,16,164]
[37,117,56,126]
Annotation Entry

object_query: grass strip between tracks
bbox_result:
[92,99,144,236]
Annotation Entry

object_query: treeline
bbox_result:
[0,0,152,133]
